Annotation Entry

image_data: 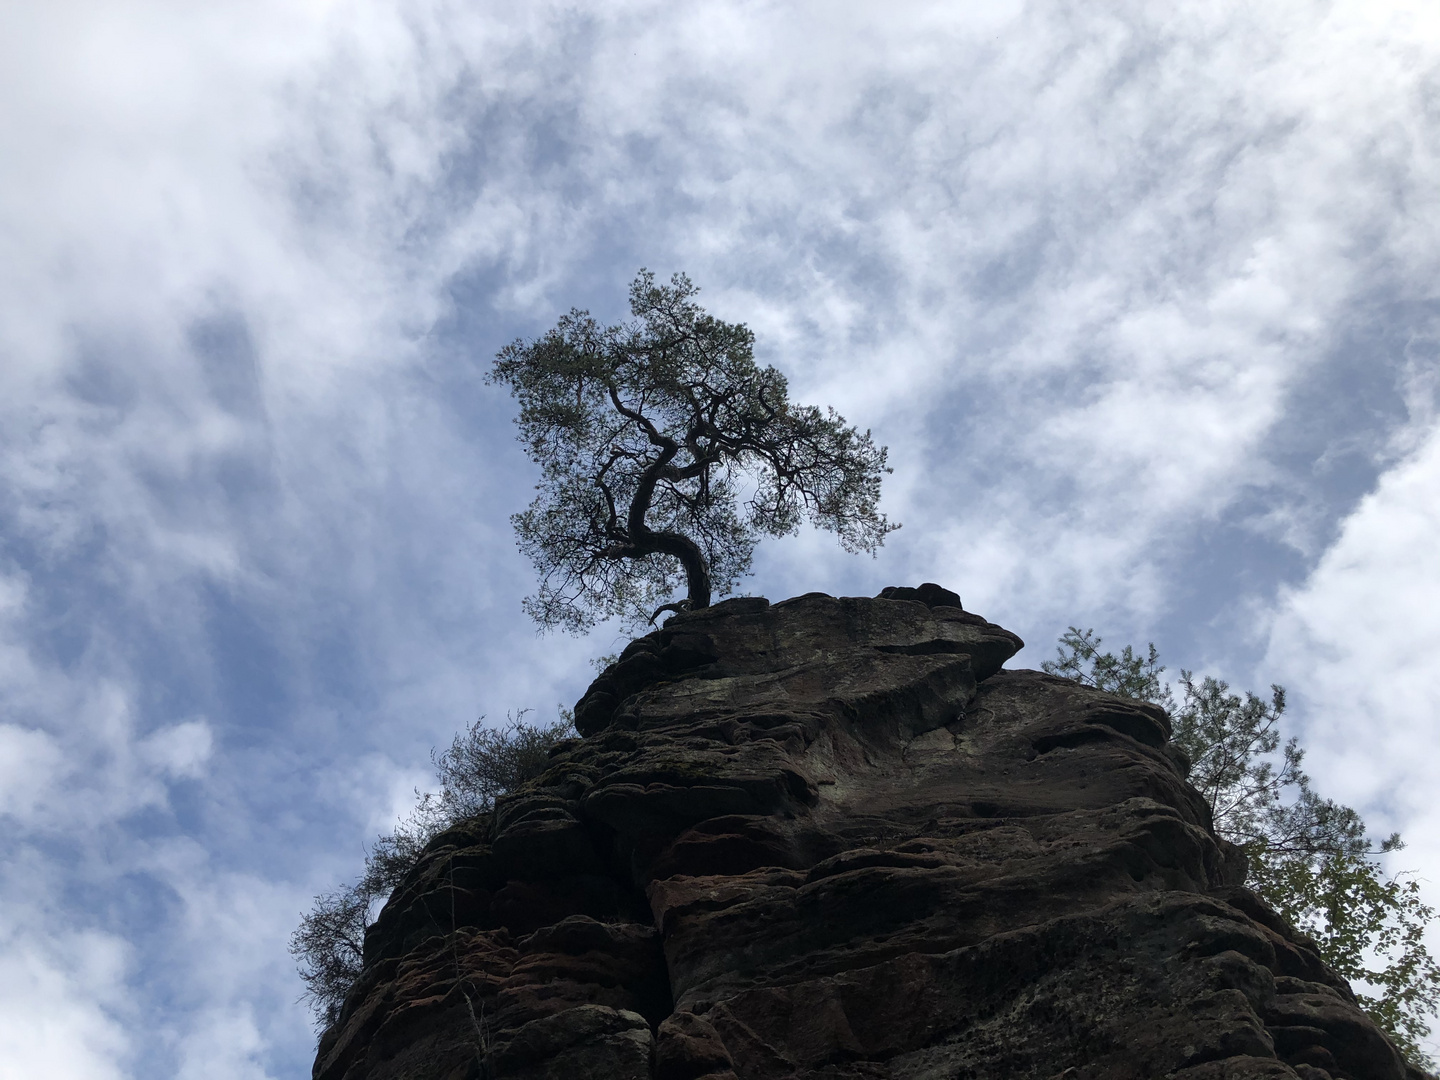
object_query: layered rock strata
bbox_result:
[314,586,1423,1080]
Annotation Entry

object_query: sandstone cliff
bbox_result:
[313,586,1422,1080]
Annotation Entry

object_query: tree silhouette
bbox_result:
[490,270,896,631]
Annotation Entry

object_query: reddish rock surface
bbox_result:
[313,587,1423,1080]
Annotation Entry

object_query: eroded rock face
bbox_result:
[314,588,1422,1080]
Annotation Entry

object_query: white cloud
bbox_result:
[0,725,62,819]
[0,908,131,1080]
[1266,416,1440,841]
[174,1009,269,1080]
[139,720,214,781]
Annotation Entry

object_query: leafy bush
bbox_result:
[290,712,576,1029]
[1044,628,1440,1067]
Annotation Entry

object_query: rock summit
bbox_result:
[313,588,1421,1080]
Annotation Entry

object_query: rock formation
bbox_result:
[313,587,1424,1080]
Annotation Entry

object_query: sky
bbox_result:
[3,0,1440,1075]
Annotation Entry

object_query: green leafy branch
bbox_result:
[1044,627,1439,1068]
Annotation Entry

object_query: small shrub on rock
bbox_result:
[290,711,575,1029]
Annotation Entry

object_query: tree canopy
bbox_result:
[490,270,896,631]
[1044,628,1440,1068]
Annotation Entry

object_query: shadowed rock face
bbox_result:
[313,589,1423,1080]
